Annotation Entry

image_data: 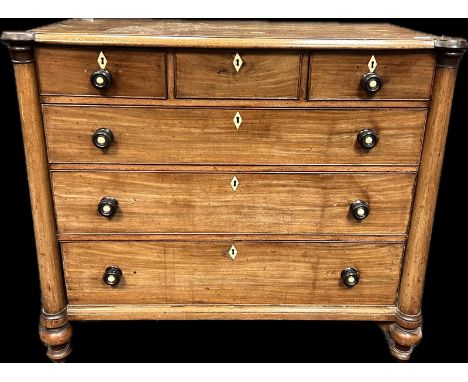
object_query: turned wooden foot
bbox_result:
[379,310,422,361]
[39,308,72,362]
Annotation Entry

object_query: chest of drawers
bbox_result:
[2,19,466,362]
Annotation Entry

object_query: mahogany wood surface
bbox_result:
[43,106,427,166]
[67,304,396,321]
[36,46,167,98]
[41,96,431,108]
[10,60,66,314]
[51,172,415,235]
[50,164,418,173]
[31,20,438,49]
[3,19,466,362]
[62,241,404,305]
[398,60,460,315]
[175,50,301,99]
[309,51,436,100]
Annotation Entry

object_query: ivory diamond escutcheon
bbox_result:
[97,51,107,69]
[233,112,242,129]
[233,53,243,72]
[228,245,238,260]
[230,176,239,191]
[368,55,377,72]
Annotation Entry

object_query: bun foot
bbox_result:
[379,311,423,361]
[39,308,72,362]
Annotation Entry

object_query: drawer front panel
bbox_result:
[309,51,435,100]
[175,50,301,99]
[36,47,167,98]
[51,172,415,235]
[62,241,404,305]
[44,106,426,166]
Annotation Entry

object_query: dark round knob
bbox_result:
[361,72,382,93]
[350,200,370,220]
[92,128,114,149]
[98,196,118,217]
[90,69,112,90]
[341,267,360,287]
[357,129,379,149]
[103,266,122,286]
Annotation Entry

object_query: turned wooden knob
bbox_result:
[103,266,122,286]
[341,267,360,287]
[350,200,370,220]
[98,196,118,217]
[90,69,112,89]
[357,129,379,149]
[92,128,114,149]
[361,72,382,93]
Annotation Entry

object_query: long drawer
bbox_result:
[51,172,415,235]
[62,241,404,305]
[43,106,427,166]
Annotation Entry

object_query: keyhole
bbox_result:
[231,249,235,255]
[236,59,240,66]
[233,180,237,187]
[101,57,105,65]
[371,61,374,69]
[236,117,240,123]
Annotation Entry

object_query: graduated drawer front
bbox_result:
[175,50,301,99]
[44,106,427,166]
[51,172,415,235]
[62,241,404,305]
[36,47,167,98]
[309,51,436,100]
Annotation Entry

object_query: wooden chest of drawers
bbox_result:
[2,19,466,362]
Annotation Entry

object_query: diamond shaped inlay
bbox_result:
[228,245,238,260]
[98,51,107,69]
[368,55,377,73]
[233,53,243,72]
[233,112,242,129]
[231,176,239,191]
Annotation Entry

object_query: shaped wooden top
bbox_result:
[21,19,443,49]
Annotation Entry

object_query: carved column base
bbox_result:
[39,308,72,362]
[379,310,422,361]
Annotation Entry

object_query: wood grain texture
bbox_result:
[49,164,418,173]
[62,241,404,305]
[58,234,407,242]
[398,63,459,315]
[11,60,66,314]
[175,50,300,99]
[43,106,427,166]
[40,95,431,108]
[67,304,397,321]
[309,51,436,100]
[31,20,438,49]
[36,46,167,98]
[51,172,415,235]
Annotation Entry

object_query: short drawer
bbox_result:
[43,106,426,166]
[175,50,301,99]
[308,51,436,100]
[51,172,415,235]
[36,47,167,98]
[62,241,404,305]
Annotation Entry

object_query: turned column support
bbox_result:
[387,37,467,361]
[2,31,71,361]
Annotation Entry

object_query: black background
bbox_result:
[0,19,466,362]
